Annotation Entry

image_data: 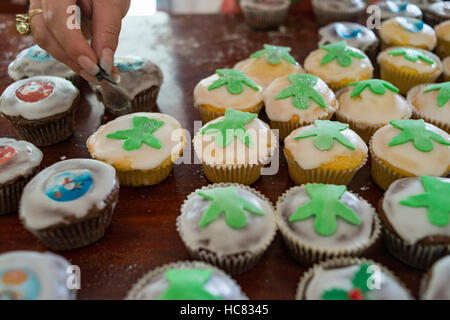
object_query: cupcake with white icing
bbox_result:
[264,74,338,141]
[421,255,450,299]
[378,0,423,21]
[177,183,276,274]
[193,109,276,185]
[336,79,413,142]
[0,251,76,300]
[87,112,186,187]
[276,184,381,266]
[0,76,80,146]
[194,68,264,123]
[20,159,119,250]
[370,120,450,190]
[296,257,412,300]
[284,120,368,186]
[424,1,450,25]
[380,176,450,269]
[435,20,450,58]
[0,138,42,215]
[312,0,367,26]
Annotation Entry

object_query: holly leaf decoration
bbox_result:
[200,109,257,147]
[388,48,434,64]
[197,186,264,229]
[423,82,450,107]
[322,288,350,300]
[350,79,399,98]
[208,69,259,95]
[158,269,223,300]
[399,175,450,227]
[250,44,297,65]
[352,264,371,294]
[289,184,361,236]
[294,120,356,151]
[319,41,365,67]
[106,116,164,151]
[388,119,450,152]
[322,264,372,300]
[274,74,326,110]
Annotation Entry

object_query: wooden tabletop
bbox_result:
[0,12,425,300]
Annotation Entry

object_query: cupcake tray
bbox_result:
[0,12,426,299]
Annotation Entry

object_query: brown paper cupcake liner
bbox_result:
[103,86,160,116]
[241,2,290,29]
[295,257,413,300]
[197,104,264,124]
[117,162,174,187]
[202,162,263,185]
[126,260,248,300]
[177,183,277,275]
[312,5,365,26]
[0,171,37,215]
[275,187,381,267]
[436,39,450,59]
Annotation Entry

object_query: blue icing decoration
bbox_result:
[396,17,424,32]
[27,45,53,62]
[0,269,40,300]
[386,0,408,13]
[115,56,144,71]
[334,23,361,39]
[45,171,93,202]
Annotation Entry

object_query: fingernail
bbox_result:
[100,48,114,75]
[80,70,100,85]
[78,56,99,76]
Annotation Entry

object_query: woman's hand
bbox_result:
[29,0,131,83]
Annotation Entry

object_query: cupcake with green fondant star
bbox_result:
[263,73,338,141]
[377,46,443,95]
[234,44,304,88]
[177,183,276,274]
[336,79,413,142]
[380,175,450,269]
[276,184,381,266]
[304,41,374,92]
[193,109,277,185]
[284,120,368,186]
[87,112,186,186]
[370,119,450,190]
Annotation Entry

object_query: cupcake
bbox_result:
[264,74,338,141]
[377,46,443,95]
[312,0,367,26]
[424,1,450,25]
[193,109,276,185]
[435,20,450,58]
[8,44,80,86]
[234,44,304,88]
[407,82,450,133]
[304,41,374,92]
[380,176,450,269]
[0,251,76,300]
[126,261,248,300]
[378,0,423,21]
[370,119,450,190]
[87,112,186,187]
[19,159,119,250]
[284,120,368,185]
[177,183,276,274]
[336,79,413,142]
[240,0,291,30]
[276,184,381,266]
[421,255,450,299]
[379,17,437,51]
[444,56,450,81]
[296,257,413,300]
[0,76,80,146]
[194,68,264,123]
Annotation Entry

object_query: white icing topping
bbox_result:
[377,47,442,74]
[380,18,437,50]
[318,23,379,52]
[422,255,450,300]
[0,138,42,184]
[378,1,423,20]
[429,1,450,17]
[0,76,79,120]
[382,177,450,244]
[264,75,338,123]
[407,84,450,126]
[20,159,117,230]
[240,0,290,10]
[312,0,366,12]
[435,21,450,41]
[409,0,442,11]
[371,123,450,176]
[0,251,73,300]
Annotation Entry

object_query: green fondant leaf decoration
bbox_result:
[288,184,361,236]
[294,120,356,151]
[250,44,297,65]
[106,116,164,151]
[388,48,434,64]
[319,41,365,67]
[352,264,371,294]
[208,69,259,95]
[399,175,450,227]
[349,79,399,98]
[423,82,450,108]
[322,288,350,300]
[322,264,372,300]
[158,269,223,300]
[388,119,450,152]
[197,186,264,229]
[274,74,326,110]
[200,109,257,147]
